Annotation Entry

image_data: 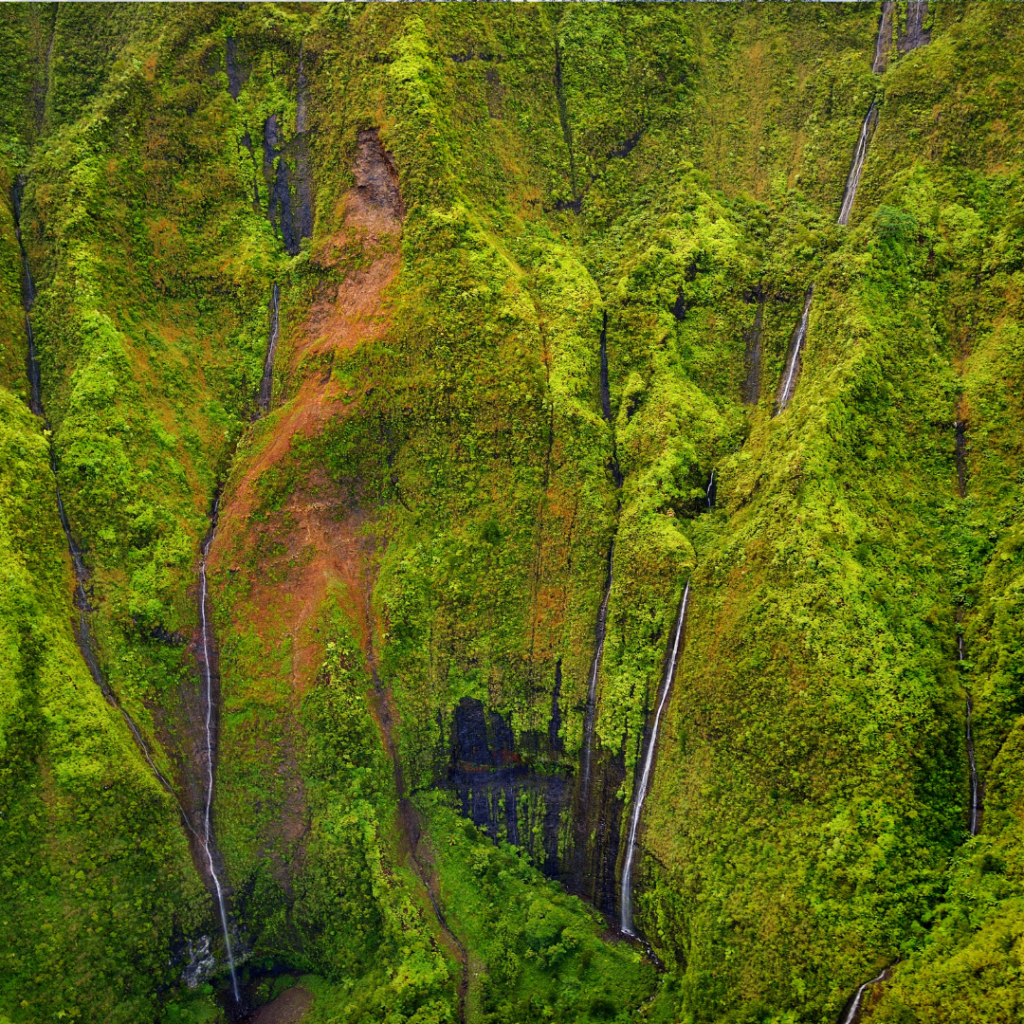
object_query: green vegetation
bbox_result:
[2,3,1024,1023]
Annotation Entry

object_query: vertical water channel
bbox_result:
[775,3,930,413]
[255,283,281,418]
[620,581,690,936]
[15,176,242,1000]
[959,635,982,836]
[578,545,615,801]
[573,307,626,901]
[838,967,890,1024]
[195,502,241,1003]
[774,286,814,415]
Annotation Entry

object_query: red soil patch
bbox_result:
[209,130,404,888]
[214,128,404,690]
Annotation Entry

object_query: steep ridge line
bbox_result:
[11,174,184,811]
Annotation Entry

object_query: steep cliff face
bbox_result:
[2,3,1024,1023]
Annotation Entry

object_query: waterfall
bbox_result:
[620,582,690,936]
[959,634,982,836]
[838,968,888,1024]
[872,2,896,73]
[774,2,916,411]
[255,283,281,418]
[196,504,241,1003]
[774,286,814,416]
[837,103,879,228]
[899,1,931,54]
[579,545,615,800]
[706,469,716,510]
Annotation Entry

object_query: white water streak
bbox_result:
[256,283,281,416]
[198,515,240,1003]
[620,582,690,935]
[837,103,878,227]
[775,287,814,414]
[872,2,895,73]
[839,969,887,1024]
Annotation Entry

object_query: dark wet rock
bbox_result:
[898,1,931,53]
[610,130,641,159]
[353,129,404,221]
[225,37,250,100]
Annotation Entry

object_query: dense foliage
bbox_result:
[1,3,1023,1023]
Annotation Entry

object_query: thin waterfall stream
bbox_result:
[13,177,42,415]
[620,581,690,936]
[774,285,814,415]
[775,3,930,414]
[255,282,281,418]
[838,967,891,1024]
[196,502,241,1003]
[837,103,879,228]
[15,173,243,999]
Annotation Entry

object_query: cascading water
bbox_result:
[195,503,241,1004]
[838,967,889,1024]
[959,635,982,836]
[255,283,281,418]
[775,2,931,413]
[872,2,896,74]
[837,103,879,228]
[706,469,716,510]
[774,286,814,416]
[620,581,690,936]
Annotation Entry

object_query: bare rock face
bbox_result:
[899,0,932,53]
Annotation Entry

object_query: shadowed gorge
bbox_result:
[2,3,1024,1023]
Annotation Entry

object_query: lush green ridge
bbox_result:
[1,3,1023,1023]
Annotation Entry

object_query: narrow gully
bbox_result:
[12,177,41,415]
[13,175,178,801]
[573,310,624,891]
[959,634,982,836]
[196,499,241,1003]
[364,568,468,1021]
[577,543,615,809]
[255,283,281,418]
[620,581,690,937]
[16,172,242,998]
[775,3,931,412]
[838,967,891,1024]
[774,285,814,416]
[837,103,879,228]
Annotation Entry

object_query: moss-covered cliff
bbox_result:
[1,3,1023,1023]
